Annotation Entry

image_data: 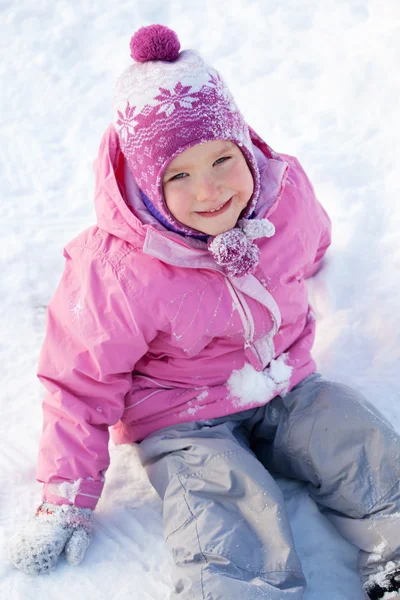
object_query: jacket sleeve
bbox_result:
[299,162,332,278]
[304,201,332,278]
[36,243,157,509]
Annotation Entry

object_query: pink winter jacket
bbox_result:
[36,125,331,509]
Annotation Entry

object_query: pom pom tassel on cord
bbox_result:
[208,218,276,277]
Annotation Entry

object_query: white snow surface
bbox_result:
[1,1,399,598]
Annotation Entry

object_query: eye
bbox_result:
[214,156,231,166]
[166,155,231,182]
[169,172,187,181]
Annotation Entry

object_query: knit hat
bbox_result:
[113,24,261,237]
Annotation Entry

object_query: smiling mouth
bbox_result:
[198,198,232,215]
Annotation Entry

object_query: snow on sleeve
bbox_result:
[227,354,292,408]
[56,480,82,503]
[178,389,209,418]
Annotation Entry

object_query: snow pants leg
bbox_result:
[250,374,400,591]
[139,417,306,599]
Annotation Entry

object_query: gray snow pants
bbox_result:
[139,374,400,599]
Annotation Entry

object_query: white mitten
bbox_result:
[9,503,93,575]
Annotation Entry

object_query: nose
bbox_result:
[196,175,221,204]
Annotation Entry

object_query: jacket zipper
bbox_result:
[156,229,207,252]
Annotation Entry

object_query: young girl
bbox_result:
[9,24,400,600]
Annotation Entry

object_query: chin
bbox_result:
[198,222,237,237]
[195,213,242,237]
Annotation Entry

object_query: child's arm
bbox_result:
[295,160,332,278]
[9,243,157,574]
[304,203,331,278]
[36,244,157,510]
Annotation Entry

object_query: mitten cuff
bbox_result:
[36,503,93,533]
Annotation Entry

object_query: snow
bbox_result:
[178,390,209,417]
[57,480,82,503]
[365,560,400,599]
[1,1,399,599]
[268,352,292,387]
[228,363,277,406]
[238,217,276,240]
[227,355,292,407]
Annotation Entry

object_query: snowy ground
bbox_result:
[1,1,399,598]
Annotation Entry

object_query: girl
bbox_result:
[9,24,400,600]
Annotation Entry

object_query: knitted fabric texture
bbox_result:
[208,218,276,277]
[113,24,261,237]
[9,503,93,575]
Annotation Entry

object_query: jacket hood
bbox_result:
[93,124,288,252]
[93,124,148,247]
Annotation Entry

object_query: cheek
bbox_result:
[229,162,254,197]
[163,188,187,219]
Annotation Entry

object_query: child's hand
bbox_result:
[8,503,93,575]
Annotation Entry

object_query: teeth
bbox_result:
[204,201,227,213]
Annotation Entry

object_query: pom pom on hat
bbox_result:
[130,24,181,63]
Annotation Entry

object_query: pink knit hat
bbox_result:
[113,24,261,237]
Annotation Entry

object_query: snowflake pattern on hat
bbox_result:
[116,102,137,142]
[155,82,200,116]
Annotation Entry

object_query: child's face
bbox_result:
[162,140,254,236]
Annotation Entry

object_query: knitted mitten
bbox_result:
[9,503,93,575]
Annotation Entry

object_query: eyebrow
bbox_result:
[164,142,235,176]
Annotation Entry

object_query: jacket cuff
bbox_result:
[42,479,104,510]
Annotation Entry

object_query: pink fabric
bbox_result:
[37,124,331,508]
[130,25,180,62]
